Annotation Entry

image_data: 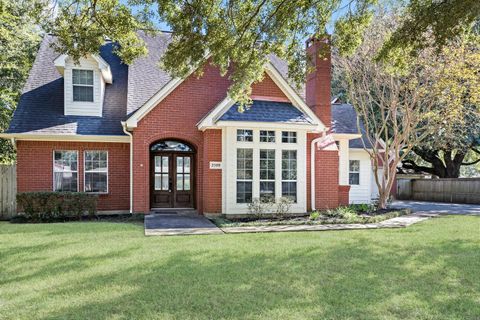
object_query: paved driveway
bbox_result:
[391,200,480,215]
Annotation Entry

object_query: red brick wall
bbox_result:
[306,38,332,126]
[314,149,340,210]
[16,140,130,211]
[132,64,288,214]
[338,185,351,206]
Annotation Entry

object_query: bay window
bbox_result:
[53,151,78,192]
[84,151,108,193]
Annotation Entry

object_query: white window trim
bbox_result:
[259,149,276,201]
[349,159,360,185]
[281,149,298,203]
[72,69,95,103]
[225,128,306,214]
[84,150,109,194]
[52,150,79,192]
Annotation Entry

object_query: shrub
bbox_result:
[323,206,359,222]
[16,192,98,222]
[348,203,374,213]
[247,198,273,219]
[309,211,320,221]
[273,197,293,219]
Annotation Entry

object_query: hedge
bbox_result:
[16,192,98,222]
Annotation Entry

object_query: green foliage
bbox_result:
[16,192,98,222]
[324,206,358,221]
[378,0,480,66]
[309,211,320,221]
[0,0,43,164]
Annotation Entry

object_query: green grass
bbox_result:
[0,216,479,320]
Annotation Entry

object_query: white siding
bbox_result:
[348,149,373,204]
[223,127,308,214]
[64,56,104,117]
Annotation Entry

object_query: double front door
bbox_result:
[151,153,194,208]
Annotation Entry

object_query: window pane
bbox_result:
[73,86,94,102]
[282,182,297,202]
[260,130,275,142]
[177,157,184,173]
[85,172,107,193]
[349,160,360,172]
[155,156,161,173]
[54,172,78,192]
[162,157,169,173]
[161,174,169,190]
[184,157,190,173]
[260,181,275,202]
[155,174,162,190]
[177,174,183,190]
[184,174,190,190]
[236,181,252,203]
[349,173,360,185]
[237,129,253,142]
[73,69,93,85]
[282,131,297,143]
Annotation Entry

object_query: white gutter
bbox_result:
[121,122,134,214]
[11,138,16,150]
[310,132,326,211]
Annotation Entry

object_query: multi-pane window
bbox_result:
[176,156,191,191]
[282,150,297,202]
[260,130,275,143]
[237,129,253,142]
[53,151,78,192]
[84,151,108,193]
[282,131,297,143]
[72,69,94,102]
[349,160,360,185]
[259,149,275,201]
[236,148,253,203]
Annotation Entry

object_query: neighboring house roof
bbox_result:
[219,100,313,124]
[7,35,128,136]
[331,103,372,149]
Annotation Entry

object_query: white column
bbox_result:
[338,139,350,185]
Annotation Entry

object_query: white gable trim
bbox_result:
[197,62,326,131]
[54,54,112,84]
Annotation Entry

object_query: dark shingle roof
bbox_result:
[126,32,172,116]
[7,35,128,136]
[219,100,313,124]
[331,103,372,148]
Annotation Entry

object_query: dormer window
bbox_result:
[73,69,94,102]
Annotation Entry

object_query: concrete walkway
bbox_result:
[144,213,223,236]
[144,211,436,236]
[390,200,480,215]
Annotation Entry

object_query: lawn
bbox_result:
[0,216,479,320]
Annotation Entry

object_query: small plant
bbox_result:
[323,206,359,222]
[348,203,374,213]
[247,198,273,219]
[309,211,320,221]
[273,197,293,219]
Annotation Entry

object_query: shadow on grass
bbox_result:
[1,217,479,319]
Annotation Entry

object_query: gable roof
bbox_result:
[331,103,372,149]
[6,35,128,137]
[219,100,313,124]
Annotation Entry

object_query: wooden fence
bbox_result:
[0,164,16,219]
[397,178,480,204]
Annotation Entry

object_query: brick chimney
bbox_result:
[305,37,331,126]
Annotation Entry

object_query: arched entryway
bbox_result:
[150,140,195,209]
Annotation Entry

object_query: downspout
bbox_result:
[121,122,133,214]
[310,131,326,211]
[11,138,16,150]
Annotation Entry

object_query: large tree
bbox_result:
[399,33,480,178]
[0,0,44,164]
[42,0,480,105]
[335,15,438,209]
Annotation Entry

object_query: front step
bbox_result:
[150,208,199,216]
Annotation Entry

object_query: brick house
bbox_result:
[1,32,379,215]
